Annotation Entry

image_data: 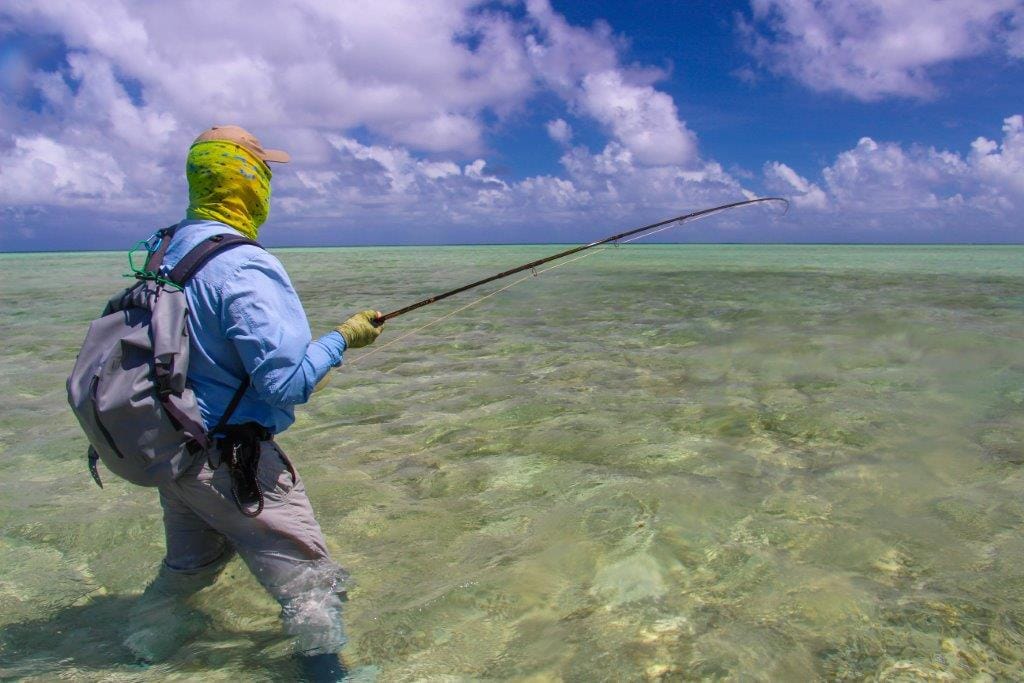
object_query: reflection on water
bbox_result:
[1,245,1023,680]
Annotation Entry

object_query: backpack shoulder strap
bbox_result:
[168,233,263,286]
[163,232,264,440]
[207,376,252,439]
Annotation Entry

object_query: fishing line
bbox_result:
[348,198,786,364]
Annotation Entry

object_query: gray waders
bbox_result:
[126,427,349,665]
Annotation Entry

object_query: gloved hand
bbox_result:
[335,310,383,349]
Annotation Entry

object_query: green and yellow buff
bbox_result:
[186,140,271,239]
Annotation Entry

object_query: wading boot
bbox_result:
[297,652,349,682]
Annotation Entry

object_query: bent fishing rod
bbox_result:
[373,196,788,326]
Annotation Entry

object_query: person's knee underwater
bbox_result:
[113,125,383,680]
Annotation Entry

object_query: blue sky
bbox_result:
[0,0,1022,250]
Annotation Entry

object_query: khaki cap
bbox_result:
[192,124,290,163]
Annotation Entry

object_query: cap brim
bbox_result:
[262,148,291,163]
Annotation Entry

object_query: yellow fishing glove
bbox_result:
[336,310,383,349]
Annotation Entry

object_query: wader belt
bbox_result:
[213,422,273,517]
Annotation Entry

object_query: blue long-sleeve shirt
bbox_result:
[159,219,346,434]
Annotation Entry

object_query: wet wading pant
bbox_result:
[131,440,347,657]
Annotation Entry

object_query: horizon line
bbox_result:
[2,241,1024,255]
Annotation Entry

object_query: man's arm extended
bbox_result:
[220,252,346,407]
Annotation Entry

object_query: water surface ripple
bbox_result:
[1,245,1023,680]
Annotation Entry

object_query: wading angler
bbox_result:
[66,124,786,681]
[67,125,383,681]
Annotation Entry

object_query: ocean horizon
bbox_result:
[4,241,1024,256]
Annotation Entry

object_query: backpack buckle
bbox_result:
[154,365,174,398]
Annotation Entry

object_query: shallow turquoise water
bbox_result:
[1,245,1023,680]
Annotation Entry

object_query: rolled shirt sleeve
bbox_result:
[220,252,346,407]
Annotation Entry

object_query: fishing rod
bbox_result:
[373,196,788,325]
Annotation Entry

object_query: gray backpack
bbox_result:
[67,226,261,487]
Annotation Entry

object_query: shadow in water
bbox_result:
[0,594,283,679]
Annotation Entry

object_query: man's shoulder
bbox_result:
[166,221,284,288]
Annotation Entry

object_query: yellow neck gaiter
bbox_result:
[186,140,271,240]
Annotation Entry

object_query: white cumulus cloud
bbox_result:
[741,0,1024,100]
[969,114,1024,204]
[580,71,697,166]
[763,161,828,209]
[524,0,699,165]
[546,118,573,144]
[822,137,970,210]
[0,136,126,204]
[762,114,1024,241]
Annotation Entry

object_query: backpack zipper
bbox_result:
[91,376,126,459]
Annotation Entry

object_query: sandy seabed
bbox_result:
[1,244,1023,680]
